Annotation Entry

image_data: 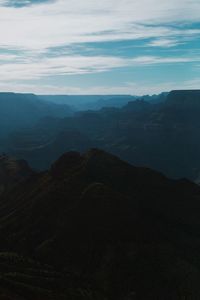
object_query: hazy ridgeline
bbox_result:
[2,90,200,180]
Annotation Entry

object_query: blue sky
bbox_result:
[0,0,200,94]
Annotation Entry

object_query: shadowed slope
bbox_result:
[0,149,200,298]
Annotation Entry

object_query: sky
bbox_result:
[0,0,200,95]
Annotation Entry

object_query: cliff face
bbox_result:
[166,90,200,108]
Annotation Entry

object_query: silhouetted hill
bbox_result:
[0,149,200,298]
[140,92,168,104]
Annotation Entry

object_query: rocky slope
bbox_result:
[0,149,200,298]
[0,154,33,194]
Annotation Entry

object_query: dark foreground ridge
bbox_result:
[0,154,33,194]
[0,149,200,299]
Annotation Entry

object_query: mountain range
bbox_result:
[0,149,200,299]
[0,93,73,142]
[39,93,167,110]
[5,90,200,180]
[38,94,135,110]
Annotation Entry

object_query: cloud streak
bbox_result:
[0,0,199,50]
[0,54,199,81]
[0,0,199,93]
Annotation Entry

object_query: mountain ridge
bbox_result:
[0,149,200,298]
[5,89,200,180]
[0,92,73,139]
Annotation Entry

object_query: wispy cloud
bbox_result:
[0,0,199,93]
[0,0,199,51]
[148,39,182,48]
[0,54,199,81]
[1,77,200,95]
[3,0,52,7]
